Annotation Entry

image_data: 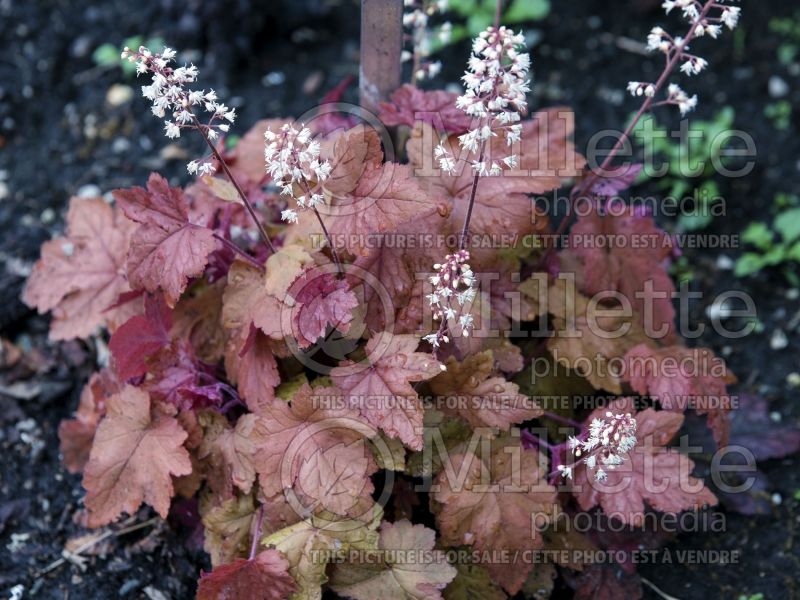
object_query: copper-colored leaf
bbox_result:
[22,197,138,340]
[82,385,192,527]
[114,173,216,306]
[331,333,443,450]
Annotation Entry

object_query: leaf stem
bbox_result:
[212,233,265,271]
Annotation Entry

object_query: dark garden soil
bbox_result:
[1,0,798,598]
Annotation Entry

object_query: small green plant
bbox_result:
[632,107,735,231]
[765,100,792,131]
[736,206,800,285]
[773,191,800,212]
[439,0,549,47]
[769,14,800,66]
[92,35,165,76]
[737,594,765,600]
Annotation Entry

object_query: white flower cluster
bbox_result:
[402,0,450,82]
[264,124,332,224]
[438,26,531,177]
[423,250,477,347]
[558,411,638,482]
[627,0,741,115]
[121,45,236,176]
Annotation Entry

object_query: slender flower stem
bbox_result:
[494,0,503,29]
[577,0,715,195]
[299,179,343,277]
[458,142,486,250]
[249,506,265,561]
[536,0,716,271]
[192,115,277,254]
[312,207,343,277]
[212,233,265,271]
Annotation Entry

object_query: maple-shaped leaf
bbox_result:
[324,124,385,196]
[59,369,121,474]
[351,212,449,334]
[562,204,676,340]
[624,344,737,447]
[262,508,383,600]
[330,519,456,600]
[572,398,717,526]
[520,277,654,394]
[250,383,377,518]
[289,270,359,348]
[429,351,542,430]
[432,436,558,595]
[82,385,192,527]
[196,549,296,600]
[201,493,257,567]
[378,84,473,133]
[443,562,507,600]
[331,333,443,450]
[198,411,258,496]
[109,294,172,381]
[225,327,281,412]
[316,126,444,258]
[113,173,216,306]
[23,196,138,340]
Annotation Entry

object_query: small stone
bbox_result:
[112,138,131,154]
[716,254,734,270]
[40,208,55,224]
[787,288,799,301]
[77,184,102,198]
[770,329,789,350]
[119,579,141,596]
[787,372,800,388]
[106,84,134,106]
[143,587,169,600]
[262,71,286,87]
[769,76,790,99]
[772,492,783,505]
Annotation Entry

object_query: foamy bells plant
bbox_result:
[626,0,741,115]
[558,412,638,482]
[436,25,530,177]
[263,124,332,224]
[424,250,477,348]
[426,26,531,350]
[121,46,236,175]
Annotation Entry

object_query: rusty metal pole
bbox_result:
[359,0,403,114]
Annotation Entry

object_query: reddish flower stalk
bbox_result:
[538,0,740,270]
[122,46,277,255]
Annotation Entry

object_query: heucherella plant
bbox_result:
[22,1,772,599]
[626,0,741,116]
[559,411,638,482]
